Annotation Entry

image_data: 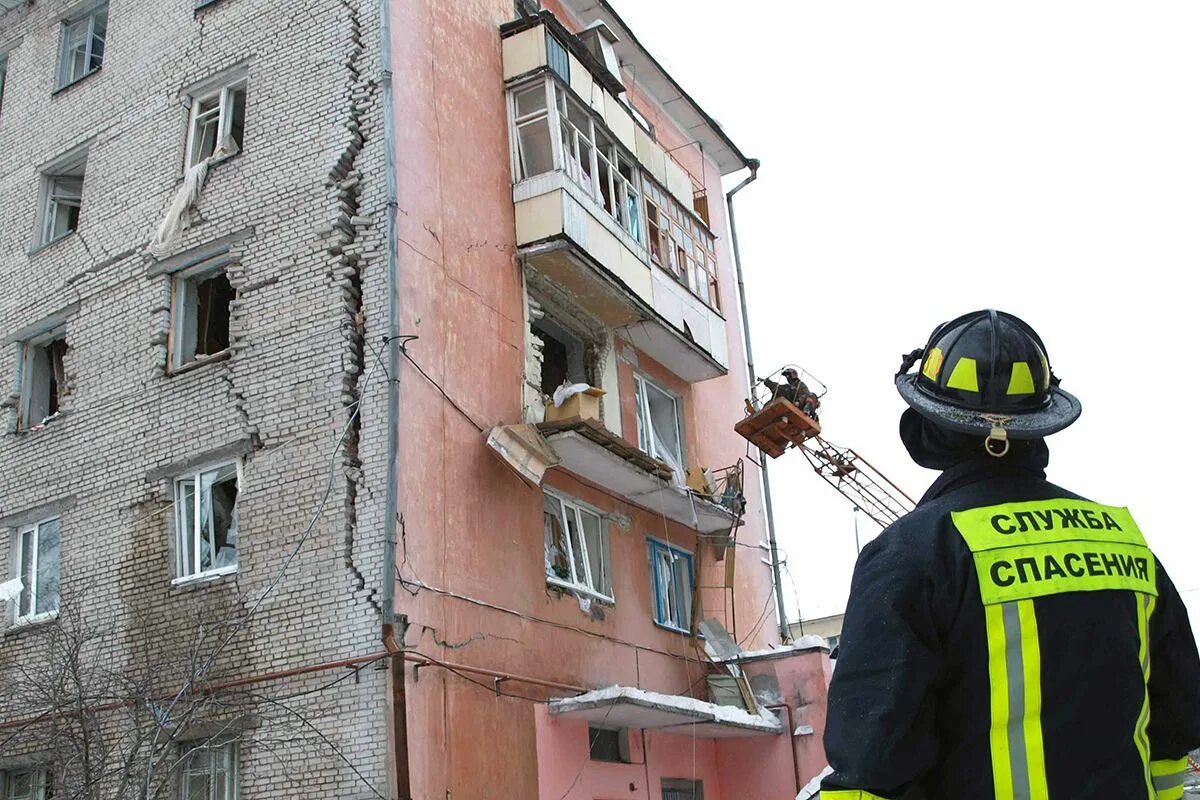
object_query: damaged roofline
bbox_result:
[573,0,755,175]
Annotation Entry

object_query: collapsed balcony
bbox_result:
[536,417,739,535]
[549,685,783,739]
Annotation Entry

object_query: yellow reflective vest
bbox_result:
[822,467,1200,800]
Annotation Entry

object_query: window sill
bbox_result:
[28,231,76,257]
[171,565,238,588]
[52,66,102,97]
[546,577,614,606]
[5,610,59,636]
[653,620,694,636]
[168,349,232,376]
[16,411,65,435]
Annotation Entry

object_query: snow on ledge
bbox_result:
[713,635,830,664]
[549,685,783,735]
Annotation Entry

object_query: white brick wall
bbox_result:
[0,0,392,795]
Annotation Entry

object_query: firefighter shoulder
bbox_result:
[821,310,1200,800]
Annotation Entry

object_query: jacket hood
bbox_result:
[900,407,1050,473]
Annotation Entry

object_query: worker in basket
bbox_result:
[761,367,820,420]
[821,310,1200,800]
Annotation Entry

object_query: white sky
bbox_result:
[612,1,1200,634]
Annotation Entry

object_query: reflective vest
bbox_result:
[822,471,1200,800]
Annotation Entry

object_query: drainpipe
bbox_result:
[726,159,790,643]
[377,0,411,797]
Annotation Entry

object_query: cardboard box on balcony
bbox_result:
[544,386,605,423]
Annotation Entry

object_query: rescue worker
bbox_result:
[821,310,1200,800]
[763,367,820,419]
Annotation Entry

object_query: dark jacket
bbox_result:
[821,453,1200,800]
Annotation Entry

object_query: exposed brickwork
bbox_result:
[0,0,391,795]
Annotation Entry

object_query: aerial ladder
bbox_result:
[734,366,915,527]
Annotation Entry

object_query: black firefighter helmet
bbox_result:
[895,310,1081,454]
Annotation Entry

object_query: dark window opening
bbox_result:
[174,269,234,368]
[533,317,586,397]
[195,273,234,358]
[662,779,704,800]
[588,727,629,763]
[20,336,67,430]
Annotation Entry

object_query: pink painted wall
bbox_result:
[535,706,725,800]
[533,649,832,800]
[387,0,790,796]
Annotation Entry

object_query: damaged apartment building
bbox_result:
[0,1,832,799]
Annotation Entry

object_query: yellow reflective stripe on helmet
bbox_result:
[946,356,979,391]
[952,500,1147,553]
[821,791,893,800]
[1008,361,1036,395]
[1135,593,1157,800]
[1151,756,1189,800]
[985,600,1050,800]
[922,347,945,381]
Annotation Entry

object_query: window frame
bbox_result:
[2,767,53,800]
[11,517,61,627]
[36,153,87,248]
[642,177,720,310]
[172,461,241,584]
[508,77,642,242]
[633,373,685,472]
[648,538,694,634]
[169,262,235,372]
[16,328,67,431]
[0,54,8,115]
[543,488,613,603]
[177,739,238,800]
[184,79,248,171]
[56,3,107,90]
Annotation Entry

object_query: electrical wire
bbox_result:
[389,334,487,432]
[142,350,383,795]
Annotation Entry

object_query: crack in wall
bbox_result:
[326,0,381,618]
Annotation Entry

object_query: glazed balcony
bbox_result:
[501,14,730,383]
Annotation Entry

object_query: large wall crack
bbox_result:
[326,0,381,618]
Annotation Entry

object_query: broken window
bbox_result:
[187,80,247,169]
[13,517,60,624]
[532,317,586,397]
[174,463,239,581]
[18,332,67,430]
[178,740,237,800]
[643,179,720,310]
[2,768,53,800]
[544,491,611,601]
[37,155,86,246]
[510,79,641,237]
[513,82,554,179]
[649,539,693,633]
[634,374,684,478]
[57,3,107,89]
[514,0,540,17]
[588,727,630,763]
[172,269,234,369]
[662,779,704,800]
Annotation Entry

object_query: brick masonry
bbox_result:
[0,0,392,796]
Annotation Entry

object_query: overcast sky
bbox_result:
[611,1,1200,634]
